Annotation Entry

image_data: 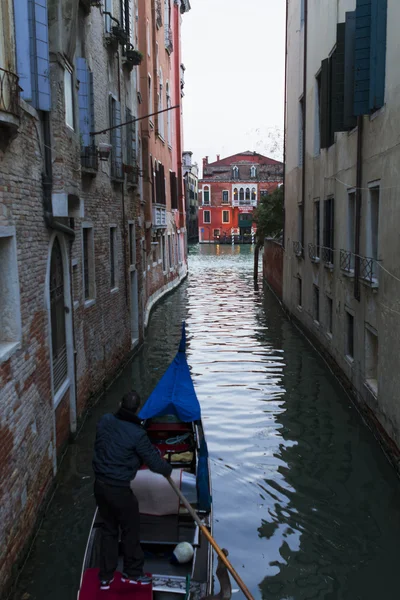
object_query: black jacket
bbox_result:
[92,409,172,486]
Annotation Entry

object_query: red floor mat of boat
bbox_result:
[79,570,153,600]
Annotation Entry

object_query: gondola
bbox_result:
[77,323,213,600]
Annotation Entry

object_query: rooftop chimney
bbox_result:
[202,156,208,170]
[216,154,220,162]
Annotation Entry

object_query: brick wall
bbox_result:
[263,238,284,299]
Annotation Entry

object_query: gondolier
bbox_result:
[92,390,172,590]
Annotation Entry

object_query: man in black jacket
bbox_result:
[93,390,172,590]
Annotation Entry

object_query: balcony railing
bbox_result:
[111,158,124,181]
[0,67,20,119]
[165,27,173,54]
[321,246,334,266]
[293,241,303,257]
[340,249,353,273]
[232,198,257,207]
[360,256,377,285]
[81,145,98,172]
[308,243,320,262]
[153,205,167,228]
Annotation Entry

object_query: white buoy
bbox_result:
[171,542,194,564]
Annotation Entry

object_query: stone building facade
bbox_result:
[0,0,188,593]
[284,0,400,464]
[183,150,199,242]
[198,152,283,243]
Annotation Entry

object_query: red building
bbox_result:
[198,151,283,243]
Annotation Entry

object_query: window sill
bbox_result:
[149,120,154,129]
[131,337,140,350]
[310,257,320,264]
[157,133,165,144]
[84,298,96,308]
[152,262,158,267]
[169,267,174,272]
[365,379,378,398]
[313,319,320,328]
[370,106,384,121]
[323,262,334,271]
[296,305,303,313]
[0,341,21,364]
[54,377,70,409]
[168,144,172,151]
[360,277,379,290]
[342,269,355,279]
[110,287,119,294]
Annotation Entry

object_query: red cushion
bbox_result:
[78,570,153,600]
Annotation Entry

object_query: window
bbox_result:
[260,190,269,200]
[222,210,230,224]
[233,188,238,204]
[109,96,123,179]
[178,233,182,263]
[129,223,136,267]
[232,166,239,180]
[158,68,164,137]
[0,229,21,359]
[72,260,79,307]
[313,285,320,323]
[77,58,95,151]
[203,186,210,205]
[250,165,257,178]
[297,276,302,308]
[222,191,229,204]
[298,204,303,248]
[161,235,166,271]
[323,197,334,264]
[50,238,67,393]
[170,171,178,210]
[105,0,113,32]
[152,235,158,265]
[203,210,211,224]
[239,188,244,203]
[348,191,356,269]
[245,188,250,202]
[82,226,95,301]
[110,227,117,289]
[64,67,74,129]
[314,199,320,257]
[314,72,322,154]
[346,311,354,359]
[300,0,305,25]
[299,97,304,167]
[365,326,378,393]
[251,188,256,202]
[326,295,333,335]
[148,75,153,122]
[166,82,172,146]
[367,186,380,278]
[168,235,173,267]
[213,229,220,237]
[126,107,136,170]
[141,239,147,274]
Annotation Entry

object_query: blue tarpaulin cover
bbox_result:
[139,323,201,422]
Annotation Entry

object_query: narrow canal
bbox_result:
[13,245,400,600]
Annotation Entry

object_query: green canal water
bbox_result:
[13,244,400,600]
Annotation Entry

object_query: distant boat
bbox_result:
[77,323,213,600]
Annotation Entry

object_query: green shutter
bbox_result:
[344,11,357,130]
[369,0,387,111]
[354,0,372,116]
[320,59,330,149]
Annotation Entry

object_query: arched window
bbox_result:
[239,188,244,202]
[245,188,250,201]
[233,188,238,204]
[158,68,164,137]
[251,187,256,201]
[203,186,210,205]
[250,165,257,178]
[50,238,67,393]
[232,166,239,180]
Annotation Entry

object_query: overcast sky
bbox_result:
[181,0,286,173]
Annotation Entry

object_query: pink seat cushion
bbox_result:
[78,570,153,600]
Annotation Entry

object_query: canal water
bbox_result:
[13,244,400,600]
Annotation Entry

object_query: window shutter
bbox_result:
[344,11,357,130]
[354,0,372,116]
[32,0,51,111]
[13,0,33,101]
[89,71,95,136]
[332,24,345,134]
[76,58,90,147]
[115,100,123,174]
[320,59,330,148]
[298,99,304,166]
[369,0,387,111]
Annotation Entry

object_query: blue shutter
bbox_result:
[344,11,357,129]
[354,0,371,116]
[32,0,51,111]
[115,100,123,174]
[105,0,112,33]
[89,71,95,136]
[369,0,387,111]
[13,0,33,101]
[76,58,90,146]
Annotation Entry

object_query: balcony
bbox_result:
[360,256,378,287]
[308,243,320,262]
[165,27,173,54]
[153,205,167,228]
[232,198,257,207]
[340,249,354,275]
[321,246,334,267]
[81,145,98,174]
[0,67,20,130]
[111,158,124,182]
[293,241,303,257]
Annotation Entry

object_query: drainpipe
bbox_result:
[301,0,308,253]
[354,115,363,301]
[282,0,289,249]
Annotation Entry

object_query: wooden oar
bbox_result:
[167,476,254,600]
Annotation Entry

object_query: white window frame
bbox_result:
[0,227,22,362]
[203,210,211,224]
[365,324,378,395]
[148,74,153,127]
[64,65,74,130]
[203,185,211,205]
[82,223,96,307]
[222,190,229,204]
[222,210,230,224]
[250,165,257,178]
[366,182,380,280]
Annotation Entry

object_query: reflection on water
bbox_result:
[13,244,400,600]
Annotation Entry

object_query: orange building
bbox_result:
[198,152,283,243]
